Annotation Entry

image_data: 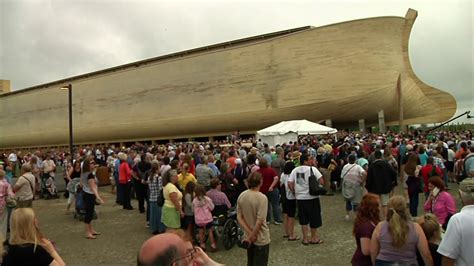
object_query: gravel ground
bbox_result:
[32,183,462,266]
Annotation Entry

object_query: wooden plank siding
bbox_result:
[0,9,456,149]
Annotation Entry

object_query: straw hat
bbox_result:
[291,151,302,159]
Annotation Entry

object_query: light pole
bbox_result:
[60,84,73,156]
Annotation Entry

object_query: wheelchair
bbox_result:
[221,207,243,250]
[194,206,243,250]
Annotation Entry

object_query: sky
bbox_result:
[0,0,472,123]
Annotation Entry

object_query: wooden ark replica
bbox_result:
[0,9,456,149]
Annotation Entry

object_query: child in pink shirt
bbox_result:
[193,184,216,251]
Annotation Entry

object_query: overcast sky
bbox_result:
[1,0,472,122]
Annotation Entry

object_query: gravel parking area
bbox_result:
[31,183,462,265]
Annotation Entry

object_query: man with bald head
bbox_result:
[137,232,222,266]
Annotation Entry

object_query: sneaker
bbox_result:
[344,215,350,221]
[274,221,282,225]
[266,221,271,225]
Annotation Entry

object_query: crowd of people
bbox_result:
[0,128,473,265]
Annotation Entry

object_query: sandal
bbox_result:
[92,232,101,236]
[309,239,324,245]
[301,241,309,246]
[86,235,97,239]
[288,237,300,241]
[283,235,289,238]
[210,243,218,252]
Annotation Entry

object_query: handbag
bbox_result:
[157,188,165,207]
[341,165,357,200]
[342,180,356,200]
[309,167,327,196]
[6,195,17,208]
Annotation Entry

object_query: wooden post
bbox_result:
[397,74,406,132]
[325,119,333,128]
[359,119,365,133]
[378,110,386,133]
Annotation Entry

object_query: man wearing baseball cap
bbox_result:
[437,178,474,266]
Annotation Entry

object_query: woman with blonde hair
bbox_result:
[118,152,133,210]
[2,208,65,265]
[177,163,197,191]
[371,195,433,266]
[417,214,442,266]
[162,169,183,231]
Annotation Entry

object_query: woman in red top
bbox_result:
[258,158,282,224]
[183,154,195,176]
[351,193,380,266]
[419,157,443,200]
[118,153,133,210]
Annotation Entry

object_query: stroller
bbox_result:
[74,185,98,221]
[41,173,59,199]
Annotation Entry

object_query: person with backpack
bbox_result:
[420,157,443,200]
[366,150,397,220]
[288,154,324,245]
[193,184,216,252]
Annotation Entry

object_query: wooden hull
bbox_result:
[0,9,456,149]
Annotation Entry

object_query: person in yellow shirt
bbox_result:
[178,163,197,191]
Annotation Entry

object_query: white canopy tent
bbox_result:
[256,119,338,146]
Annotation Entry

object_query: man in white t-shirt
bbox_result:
[8,151,17,176]
[43,153,56,178]
[8,151,17,164]
[446,144,456,181]
[288,154,324,245]
[438,178,474,266]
